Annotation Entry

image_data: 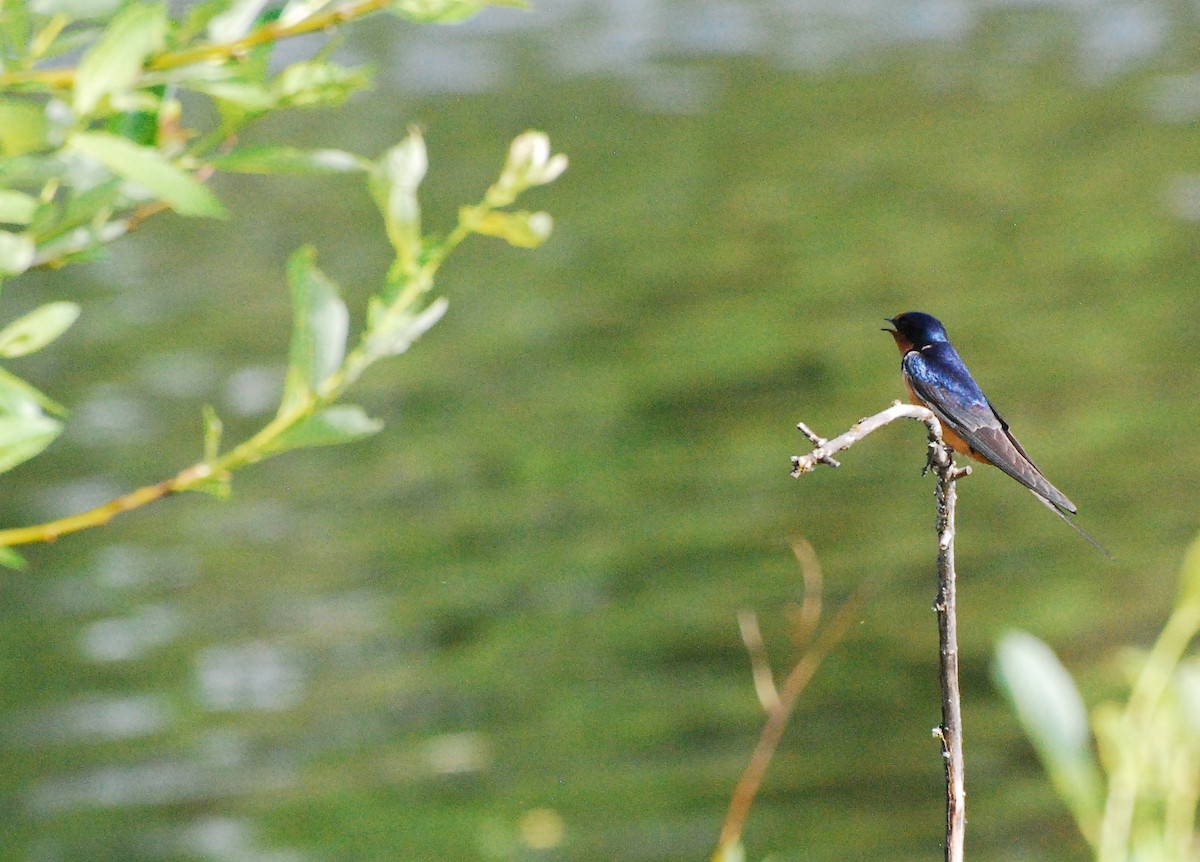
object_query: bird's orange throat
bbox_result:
[887,329,914,354]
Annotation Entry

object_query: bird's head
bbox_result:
[883,311,949,353]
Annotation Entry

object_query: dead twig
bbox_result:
[714,539,875,859]
[737,610,779,712]
[790,404,969,862]
[786,539,823,650]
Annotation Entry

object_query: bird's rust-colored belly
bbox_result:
[903,380,990,464]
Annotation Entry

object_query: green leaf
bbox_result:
[0,231,34,277]
[213,146,369,175]
[44,178,122,237]
[30,0,123,16]
[1177,532,1200,609]
[0,302,80,358]
[190,80,278,112]
[370,129,426,274]
[279,0,334,27]
[0,366,67,417]
[0,365,68,472]
[24,212,125,272]
[179,0,236,41]
[202,404,223,462]
[0,378,39,418]
[68,132,226,218]
[104,104,162,147]
[0,545,27,570]
[264,404,382,454]
[994,631,1104,840]
[280,246,348,413]
[26,20,104,62]
[0,413,62,474]
[207,0,270,42]
[466,208,553,248]
[0,4,31,54]
[191,474,232,499]
[73,3,167,115]
[364,296,447,361]
[272,61,371,108]
[0,191,38,226]
[389,0,518,23]
[28,13,67,59]
[0,99,47,157]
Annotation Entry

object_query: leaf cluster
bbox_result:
[0,0,523,273]
[0,0,565,559]
[995,540,1200,861]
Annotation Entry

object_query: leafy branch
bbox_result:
[0,128,567,566]
[0,1,558,566]
[1,0,529,281]
[0,0,523,89]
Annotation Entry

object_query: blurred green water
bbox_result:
[2,3,1200,861]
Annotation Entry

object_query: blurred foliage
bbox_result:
[996,535,1200,861]
[0,0,562,559]
[2,5,1199,861]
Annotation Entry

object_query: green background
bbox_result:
[2,3,1198,860]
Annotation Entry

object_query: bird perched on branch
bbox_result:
[883,310,1108,557]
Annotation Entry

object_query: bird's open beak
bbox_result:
[883,318,912,353]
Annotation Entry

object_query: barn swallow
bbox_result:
[883,311,1108,555]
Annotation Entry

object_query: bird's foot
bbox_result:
[922,442,948,476]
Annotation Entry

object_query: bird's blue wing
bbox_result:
[902,344,1077,514]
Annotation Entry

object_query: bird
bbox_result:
[883,311,1108,556]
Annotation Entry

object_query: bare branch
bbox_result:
[796,422,841,468]
[790,401,946,477]
[934,463,966,862]
[790,403,968,862]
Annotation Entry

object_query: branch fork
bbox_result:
[791,402,969,862]
[791,401,948,477]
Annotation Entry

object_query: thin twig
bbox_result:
[786,538,823,649]
[718,586,874,852]
[734,539,828,714]
[0,462,213,546]
[716,542,875,857]
[737,611,779,711]
[790,401,944,476]
[791,403,969,862]
[795,422,840,468]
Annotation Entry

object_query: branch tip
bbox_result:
[796,422,825,444]
[790,402,942,478]
[737,610,780,712]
